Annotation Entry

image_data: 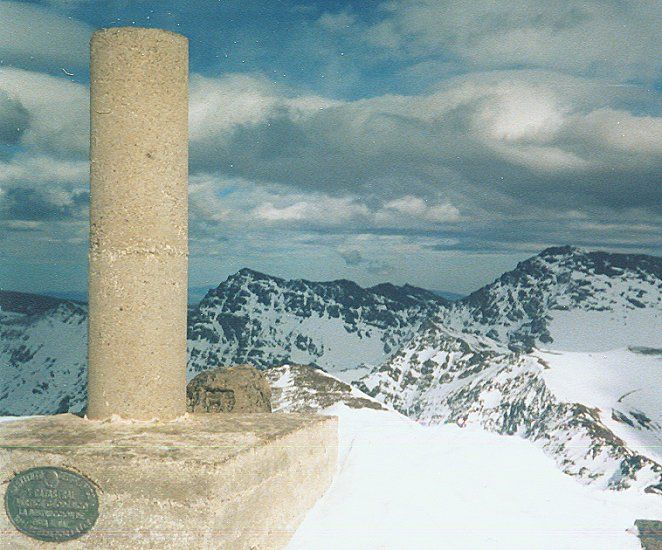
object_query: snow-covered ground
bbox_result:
[539,347,662,465]
[289,405,661,550]
[357,335,662,492]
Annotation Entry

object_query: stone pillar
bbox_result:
[88,28,188,420]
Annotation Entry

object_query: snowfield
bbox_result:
[539,347,662,465]
[358,332,662,493]
[289,405,661,550]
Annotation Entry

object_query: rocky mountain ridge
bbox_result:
[187,267,447,378]
[0,294,87,415]
[0,271,445,414]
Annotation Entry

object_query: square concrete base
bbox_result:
[0,413,337,549]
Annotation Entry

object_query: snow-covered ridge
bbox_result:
[356,322,662,493]
[0,293,87,416]
[0,273,443,415]
[2,239,660,466]
[266,363,385,413]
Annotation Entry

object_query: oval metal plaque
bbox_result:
[4,466,99,542]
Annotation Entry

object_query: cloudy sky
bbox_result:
[1,0,660,296]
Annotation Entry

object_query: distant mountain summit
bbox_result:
[443,246,661,351]
[0,290,85,318]
[187,268,446,379]
[356,247,662,493]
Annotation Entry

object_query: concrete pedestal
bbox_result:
[0,414,337,549]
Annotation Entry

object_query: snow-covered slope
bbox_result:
[357,323,662,493]
[0,292,87,415]
[266,363,385,413]
[289,405,661,550]
[539,348,662,467]
[444,246,661,352]
[188,268,446,379]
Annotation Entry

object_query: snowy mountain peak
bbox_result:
[448,247,661,351]
[228,267,279,283]
[187,269,445,377]
[517,245,661,279]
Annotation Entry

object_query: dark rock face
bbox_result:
[186,365,272,413]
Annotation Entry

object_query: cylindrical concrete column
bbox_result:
[88,28,188,420]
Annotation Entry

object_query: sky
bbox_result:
[0,0,660,296]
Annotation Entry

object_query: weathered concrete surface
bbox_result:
[0,413,337,549]
[187,365,272,413]
[636,520,662,550]
[88,27,189,420]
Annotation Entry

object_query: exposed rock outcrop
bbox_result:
[266,363,385,413]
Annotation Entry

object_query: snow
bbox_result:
[539,347,662,464]
[546,309,661,352]
[0,304,87,415]
[0,416,32,423]
[289,405,661,550]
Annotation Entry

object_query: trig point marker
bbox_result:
[88,27,189,420]
[0,27,337,549]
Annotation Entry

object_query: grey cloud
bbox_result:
[0,68,89,158]
[0,91,29,145]
[364,0,662,84]
[189,71,661,217]
[366,260,394,276]
[0,1,92,71]
[1,187,87,222]
[421,216,662,256]
[339,249,363,266]
[338,246,393,276]
[0,153,89,226]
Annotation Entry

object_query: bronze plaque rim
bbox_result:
[4,466,99,542]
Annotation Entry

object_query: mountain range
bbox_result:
[1,246,660,493]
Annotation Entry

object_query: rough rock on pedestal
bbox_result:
[187,365,272,413]
[636,520,662,550]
